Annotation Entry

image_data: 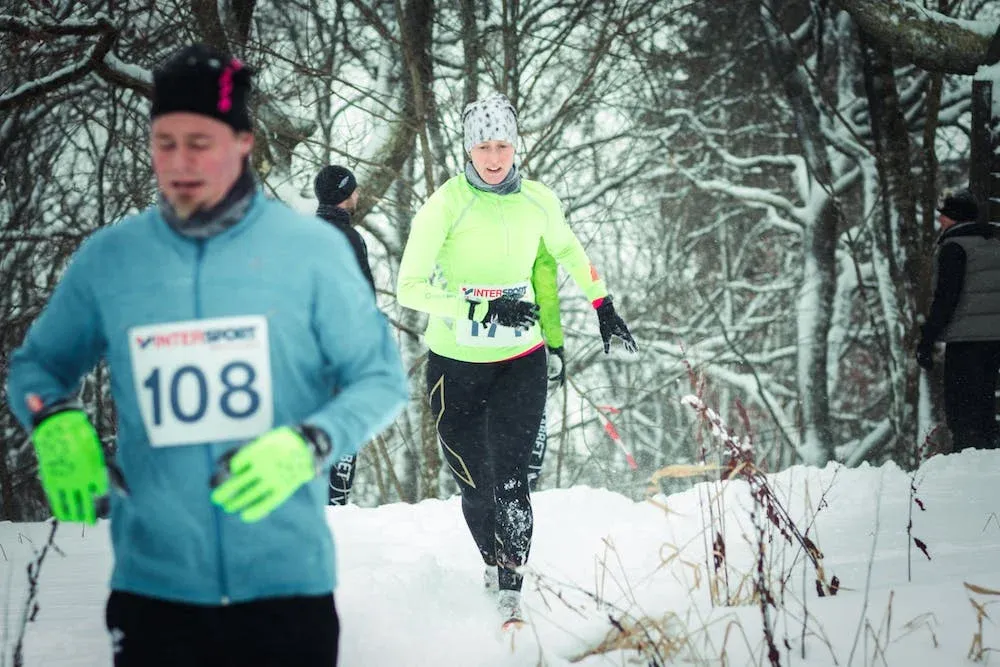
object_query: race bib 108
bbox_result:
[128,316,274,447]
[456,283,534,347]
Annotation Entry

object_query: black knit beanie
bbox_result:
[937,188,979,223]
[315,165,357,206]
[151,44,253,132]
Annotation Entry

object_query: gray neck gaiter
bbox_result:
[464,161,521,195]
[159,166,257,240]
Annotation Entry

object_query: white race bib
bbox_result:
[128,316,274,447]
[456,283,533,347]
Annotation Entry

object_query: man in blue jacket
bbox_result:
[5,43,408,666]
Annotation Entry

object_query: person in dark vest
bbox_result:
[315,165,376,505]
[916,188,1000,450]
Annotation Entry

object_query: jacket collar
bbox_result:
[316,203,352,229]
[938,221,1000,244]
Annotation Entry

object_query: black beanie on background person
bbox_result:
[151,43,253,132]
[938,188,979,223]
[315,166,357,207]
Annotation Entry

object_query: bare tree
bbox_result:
[2,0,995,518]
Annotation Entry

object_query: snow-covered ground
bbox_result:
[2,448,999,666]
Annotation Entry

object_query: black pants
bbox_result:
[329,454,357,505]
[106,590,339,666]
[944,341,1000,451]
[427,347,547,591]
[329,431,545,503]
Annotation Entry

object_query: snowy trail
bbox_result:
[2,449,999,666]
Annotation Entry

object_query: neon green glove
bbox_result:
[32,409,109,525]
[210,427,319,523]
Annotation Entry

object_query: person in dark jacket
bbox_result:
[315,165,376,505]
[917,188,1000,450]
[315,165,375,292]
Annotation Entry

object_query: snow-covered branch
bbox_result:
[837,419,893,466]
[664,108,805,172]
[0,14,151,110]
[835,0,1000,74]
[0,14,113,37]
[689,177,802,221]
[95,52,152,97]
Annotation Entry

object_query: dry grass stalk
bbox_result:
[895,611,938,649]
[573,612,689,665]
[677,374,846,667]
[906,427,938,583]
[862,590,895,667]
[658,543,704,597]
[550,539,727,665]
[965,581,1000,662]
[10,521,60,667]
[683,394,839,600]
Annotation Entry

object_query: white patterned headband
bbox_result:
[462,94,519,153]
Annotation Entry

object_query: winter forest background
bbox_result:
[1,0,999,521]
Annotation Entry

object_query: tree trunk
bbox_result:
[395,0,436,195]
[356,0,435,223]
[458,0,480,106]
[0,432,16,520]
[859,30,918,460]
[762,0,836,465]
[190,0,229,50]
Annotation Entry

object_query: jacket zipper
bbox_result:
[496,196,510,257]
[195,240,232,605]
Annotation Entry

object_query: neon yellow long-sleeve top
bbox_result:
[396,174,606,362]
[533,239,564,350]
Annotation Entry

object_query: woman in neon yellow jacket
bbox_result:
[396,93,637,624]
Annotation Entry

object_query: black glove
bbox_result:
[547,346,566,386]
[596,297,638,353]
[479,296,539,330]
[915,338,934,370]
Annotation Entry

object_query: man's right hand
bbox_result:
[210,426,319,523]
[32,408,109,524]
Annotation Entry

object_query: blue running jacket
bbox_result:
[6,192,409,604]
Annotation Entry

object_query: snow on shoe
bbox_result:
[483,565,499,592]
[497,589,524,628]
